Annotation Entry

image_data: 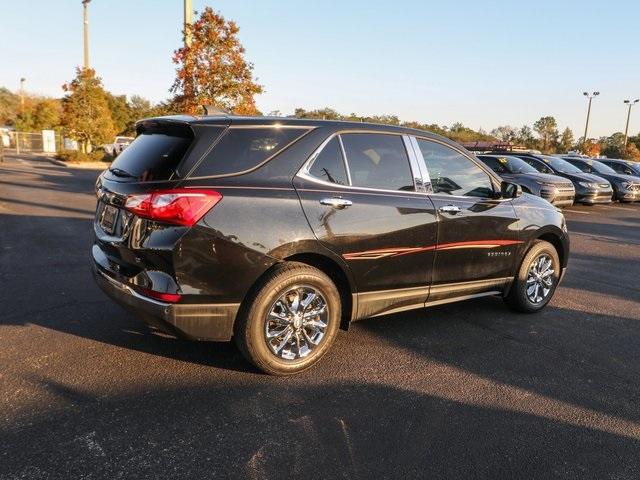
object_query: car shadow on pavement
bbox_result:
[1,375,639,479]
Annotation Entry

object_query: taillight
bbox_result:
[124,189,222,226]
[137,286,182,303]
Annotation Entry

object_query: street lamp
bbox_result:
[623,99,639,149]
[19,77,25,110]
[82,0,91,69]
[582,91,600,149]
[184,0,193,47]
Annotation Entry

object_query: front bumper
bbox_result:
[539,186,575,207]
[576,188,613,204]
[615,188,640,202]
[93,265,239,341]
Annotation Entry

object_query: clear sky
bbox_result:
[1,0,639,138]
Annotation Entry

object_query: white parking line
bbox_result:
[563,209,591,215]
[597,205,639,211]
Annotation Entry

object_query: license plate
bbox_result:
[100,204,118,234]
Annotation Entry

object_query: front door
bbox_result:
[294,132,437,319]
[413,137,521,303]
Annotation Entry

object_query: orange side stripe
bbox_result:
[342,240,523,260]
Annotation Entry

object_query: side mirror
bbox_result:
[500,181,522,199]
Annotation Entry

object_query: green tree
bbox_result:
[61,68,115,153]
[515,125,536,149]
[600,132,625,158]
[171,7,263,115]
[490,125,517,143]
[105,93,132,135]
[533,116,559,153]
[558,127,575,153]
[14,98,62,131]
[623,142,640,160]
[0,87,20,126]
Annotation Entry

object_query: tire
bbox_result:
[234,262,341,375]
[504,240,560,313]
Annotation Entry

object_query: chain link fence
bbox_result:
[2,130,70,155]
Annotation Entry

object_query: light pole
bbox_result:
[82,0,91,69]
[623,99,639,149]
[582,91,600,149]
[19,77,25,110]
[184,0,193,47]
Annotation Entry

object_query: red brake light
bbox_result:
[137,287,182,303]
[124,189,222,226]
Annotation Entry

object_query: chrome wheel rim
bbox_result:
[526,253,555,304]
[265,285,329,360]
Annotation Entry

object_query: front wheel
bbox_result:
[234,262,341,375]
[504,240,560,313]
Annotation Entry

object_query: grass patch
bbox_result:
[57,150,113,163]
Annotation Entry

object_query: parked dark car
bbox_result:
[92,116,569,375]
[561,157,640,202]
[476,154,575,207]
[599,158,640,178]
[500,153,613,205]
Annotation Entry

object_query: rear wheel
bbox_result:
[504,240,560,313]
[234,262,341,375]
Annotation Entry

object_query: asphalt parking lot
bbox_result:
[1,154,639,479]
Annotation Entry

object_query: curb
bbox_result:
[44,156,109,170]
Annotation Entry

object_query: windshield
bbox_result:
[627,162,640,174]
[506,156,538,174]
[480,155,539,174]
[543,156,583,174]
[590,160,617,175]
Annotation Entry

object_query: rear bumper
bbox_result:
[92,265,239,341]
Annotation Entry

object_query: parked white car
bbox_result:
[104,136,134,156]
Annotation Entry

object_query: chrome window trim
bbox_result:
[186,126,315,180]
[412,135,502,200]
[337,135,353,186]
[408,135,433,194]
[226,124,318,130]
[299,130,424,196]
[402,135,425,193]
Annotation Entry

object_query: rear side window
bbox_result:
[191,127,309,177]
[308,137,349,185]
[417,139,494,198]
[108,132,192,182]
[340,133,414,191]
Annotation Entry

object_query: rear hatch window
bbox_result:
[189,127,310,178]
[105,128,193,182]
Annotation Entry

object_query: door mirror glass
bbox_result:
[500,181,522,199]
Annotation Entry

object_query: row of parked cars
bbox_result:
[474,151,640,207]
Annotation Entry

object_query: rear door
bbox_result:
[413,138,521,302]
[294,131,438,319]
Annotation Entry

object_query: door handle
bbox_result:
[320,198,353,209]
[439,205,461,214]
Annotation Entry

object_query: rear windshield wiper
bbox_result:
[108,167,137,179]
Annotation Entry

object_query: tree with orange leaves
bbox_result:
[170,7,263,115]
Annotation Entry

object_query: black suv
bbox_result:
[92,116,569,375]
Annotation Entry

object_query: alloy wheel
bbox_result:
[526,253,555,304]
[264,285,329,360]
